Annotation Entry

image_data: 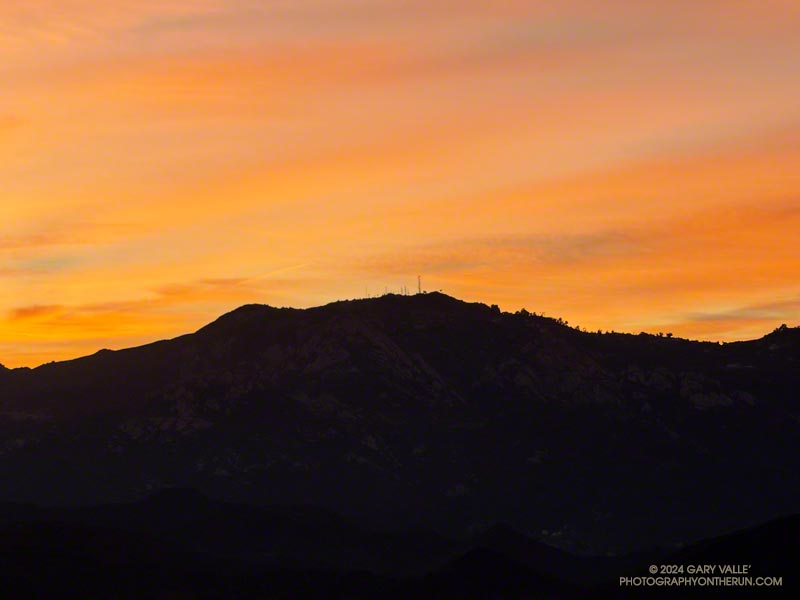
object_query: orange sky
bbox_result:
[1,1,799,367]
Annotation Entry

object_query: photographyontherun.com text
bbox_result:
[620,565,782,588]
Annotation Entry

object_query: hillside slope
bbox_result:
[1,293,799,553]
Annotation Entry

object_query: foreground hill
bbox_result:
[1,293,799,553]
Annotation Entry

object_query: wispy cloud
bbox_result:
[0,220,136,252]
[357,230,645,276]
[9,304,64,321]
[0,274,315,366]
[684,297,800,325]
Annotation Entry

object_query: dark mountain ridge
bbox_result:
[1,292,799,554]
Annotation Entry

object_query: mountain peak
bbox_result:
[195,302,284,335]
[752,323,800,350]
[195,292,490,338]
[763,323,800,339]
[311,291,472,311]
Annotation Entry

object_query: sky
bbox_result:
[1,1,799,367]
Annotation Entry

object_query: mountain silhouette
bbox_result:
[0,491,794,599]
[1,292,799,556]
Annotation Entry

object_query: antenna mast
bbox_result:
[417,275,422,294]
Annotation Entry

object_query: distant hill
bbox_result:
[1,293,799,554]
[0,491,795,599]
